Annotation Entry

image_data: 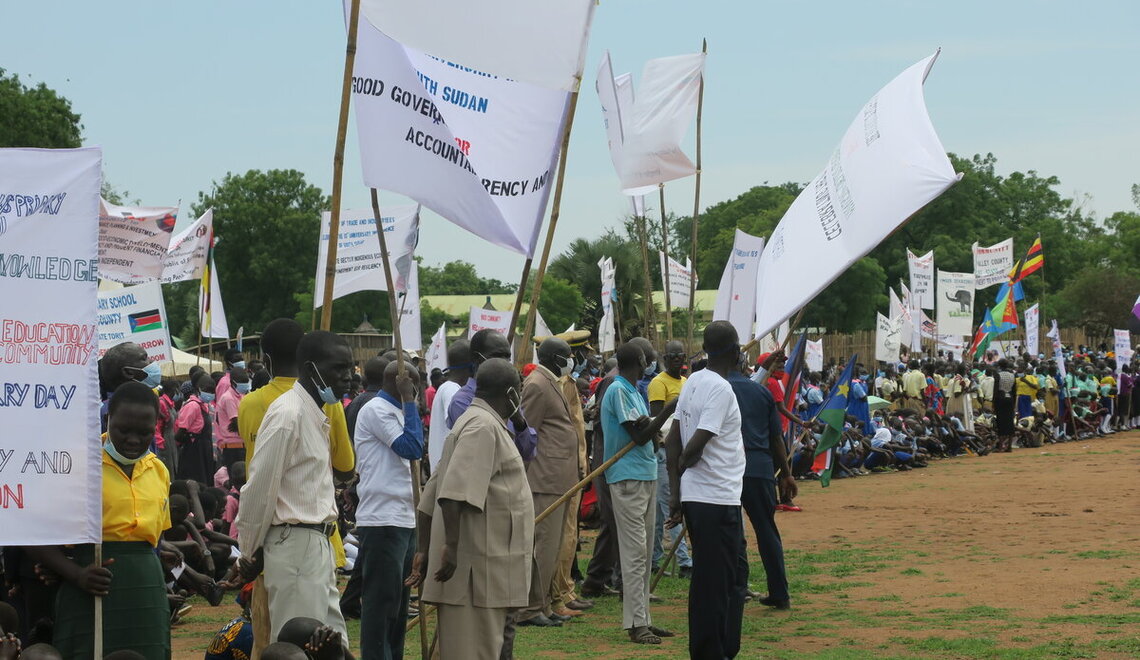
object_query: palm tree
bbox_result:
[548,230,654,341]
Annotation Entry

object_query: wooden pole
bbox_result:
[650,523,686,592]
[535,440,637,525]
[93,543,103,660]
[635,213,657,342]
[687,38,707,353]
[506,257,533,345]
[319,0,362,331]
[519,90,581,360]
[659,184,673,341]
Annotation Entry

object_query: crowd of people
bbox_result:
[0,319,1133,660]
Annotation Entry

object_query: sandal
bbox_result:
[629,626,662,645]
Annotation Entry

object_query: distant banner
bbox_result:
[972,238,1014,289]
[161,208,213,284]
[908,249,935,310]
[806,339,824,373]
[598,256,616,353]
[936,270,974,337]
[713,229,765,340]
[397,262,422,352]
[1024,303,1040,357]
[901,282,923,351]
[889,287,913,349]
[98,282,174,363]
[936,334,966,361]
[199,257,229,340]
[1114,329,1132,373]
[659,252,697,310]
[313,205,420,307]
[98,199,178,283]
[759,320,790,355]
[1047,321,1066,380]
[352,10,568,257]
[425,324,447,374]
[0,147,103,545]
[752,53,959,338]
[467,306,510,337]
[875,313,902,363]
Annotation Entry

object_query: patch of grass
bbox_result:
[900,567,923,576]
[866,594,902,602]
[1074,549,1130,559]
[1043,612,1140,626]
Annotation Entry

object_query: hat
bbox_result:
[534,329,592,350]
[757,352,771,366]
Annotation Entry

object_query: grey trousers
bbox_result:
[609,479,656,629]
[263,526,348,646]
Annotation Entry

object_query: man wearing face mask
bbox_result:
[215,367,251,470]
[515,337,581,627]
[235,330,355,649]
[176,372,217,484]
[410,358,535,660]
[99,341,162,429]
[447,329,537,462]
[217,348,247,401]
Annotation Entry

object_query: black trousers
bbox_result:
[739,476,789,601]
[357,526,415,660]
[683,502,748,660]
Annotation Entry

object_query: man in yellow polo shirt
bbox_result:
[647,340,691,577]
[237,319,355,660]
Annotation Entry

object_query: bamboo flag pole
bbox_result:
[93,543,103,660]
[686,38,707,353]
[659,184,673,341]
[319,0,362,331]
[519,90,581,361]
[371,190,429,658]
[506,257,533,345]
[635,213,658,342]
[650,523,686,592]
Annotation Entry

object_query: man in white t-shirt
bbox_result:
[428,340,472,472]
[665,320,747,660]
[353,359,424,659]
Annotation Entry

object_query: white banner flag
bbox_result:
[907,249,935,311]
[1024,303,1040,357]
[597,55,675,204]
[901,282,923,351]
[1114,329,1132,373]
[531,309,553,363]
[397,262,422,351]
[759,320,790,355]
[199,258,229,340]
[98,199,178,284]
[713,229,765,341]
[936,334,966,361]
[936,270,974,337]
[0,147,103,545]
[313,205,420,307]
[876,312,902,363]
[614,53,705,192]
[890,287,914,349]
[752,53,959,338]
[598,256,617,353]
[161,208,212,284]
[805,339,824,373]
[425,323,447,374]
[98,282,174,364]
[352,12,568,257]
[360,0,595,92]
[1047,320,1066,380]
[972,238,1014,289]
[468,306,510,337]
[658,252,697,310]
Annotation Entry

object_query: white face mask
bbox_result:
[507,386,522,419]
[557,354,574,379]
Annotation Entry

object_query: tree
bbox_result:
[548,231,650,338]
[521,275,585,336]
[419,260,516,295]
[190,170,328,335]
[0,69,82,148]
[1054,267,1140,341]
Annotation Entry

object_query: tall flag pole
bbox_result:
[659,184,673,340]
[686,38,707,352]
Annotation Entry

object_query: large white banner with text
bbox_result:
[0,147,103,545]
[98,199,178,284]
[972,238,1014,289]
[313,205,420,306]
[1024,303,1040,357]
[713,229,765,340]
[907,249,935,311]
[467,306,510,337]
[659,252,697,310]
[875,312,902,363]
[936,270,975,337]
[161,208,212,284]
[98,282,174,363]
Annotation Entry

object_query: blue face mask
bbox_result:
[236,381,252,394]
[199,392,215,403]
[232,360,247,370]
[173,392,184,403]
[308,361,340,405]
[104,438,146,465]
[139,362,162,389]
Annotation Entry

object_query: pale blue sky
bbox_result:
[4,1,1137,282]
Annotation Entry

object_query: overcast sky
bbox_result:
[5,1,1137,283]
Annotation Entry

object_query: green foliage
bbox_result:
[419,301,451,346]
[521,275,585,336]
[419,260,516,295]
[548,230,651,339]
[0,69,82,148]
[1053,267,1140,341]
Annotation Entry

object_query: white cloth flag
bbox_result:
[936,334,965,361]
[198,258,229,339]
[907,249,935,311]
[1024,303,1040,356]
[352,12,569,257]
[972,238,1014,289]
[1047,320,1066,380]
[532,309,553,363]
[425,323,447,373]
[752,53,959,338]
[875,312,902,363]
[0,147,103,545]
[658,252,697,310]
[467,306,510,337]
[890,287,914,349]
[360,0,596,92]
[1114,329,1132,373]
[397,262,422,351]
[806,339,824,373]
[161,208,213,284]
[901,282,923,352]
[759,320,790,355]
[936,270,974,337]
[313,205,420,307]
[713,229,765,340]
[98,282,175,363]
[597,55,672,204]
[98,199,178,283]
[598,256,617,353]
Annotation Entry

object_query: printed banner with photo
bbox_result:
[936,270,975,337]
[98,281,174,363]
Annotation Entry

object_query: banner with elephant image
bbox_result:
[936,270,975,337]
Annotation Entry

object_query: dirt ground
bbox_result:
[172,433,1140,659]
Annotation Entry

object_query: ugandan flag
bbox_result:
[128,309,163,333]
[1009,236,1043,283]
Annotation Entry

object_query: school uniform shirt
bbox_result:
[236,382,339,558]
[155,394,176,450]
[601,375,657,484]
[101,447,172,546]
[902,369,926,398]
[354,392,423,529]
[675,368,745,506]
[214,387,244,450]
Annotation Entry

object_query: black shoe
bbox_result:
[758,595,791,610]
[580,584,620,598]
[548,612,572,623]
[203,580,225,607]
[566,599,594,611]
[678,566,693,579]
[518,614,562,627]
